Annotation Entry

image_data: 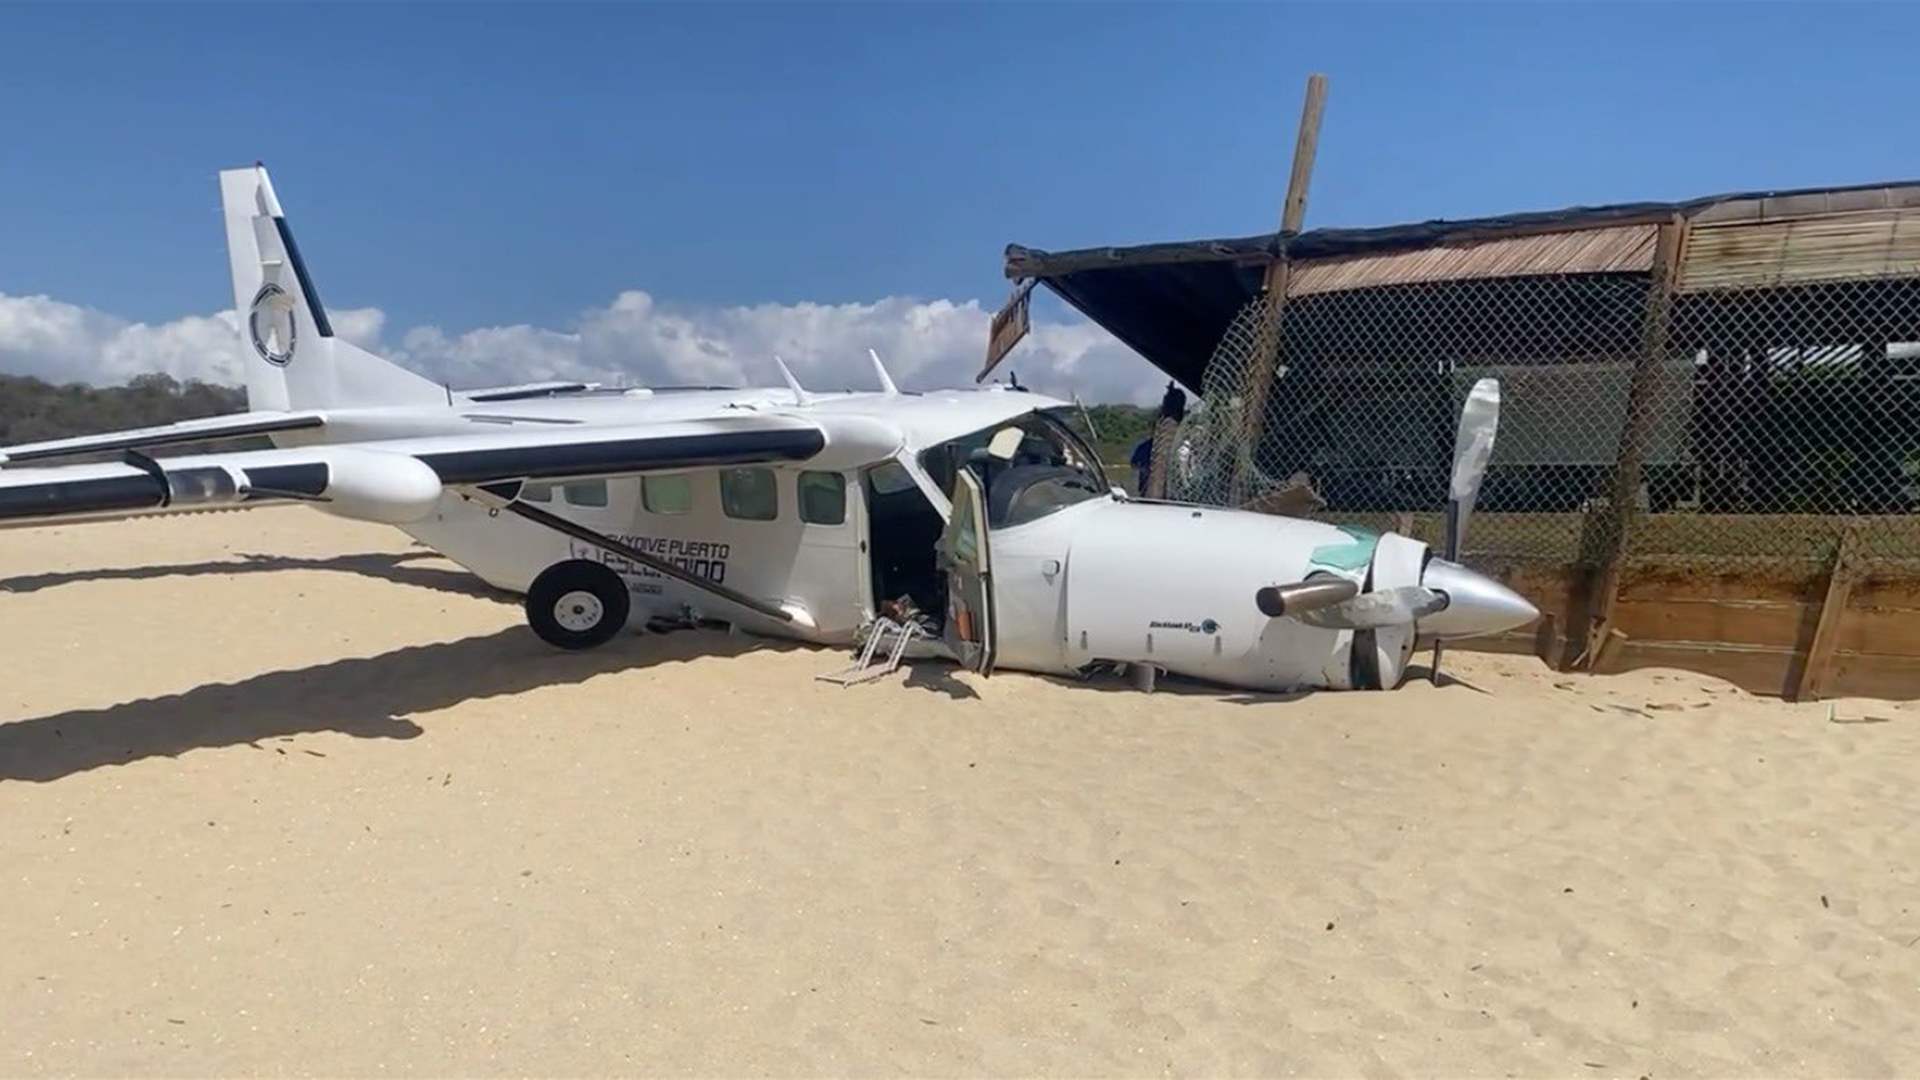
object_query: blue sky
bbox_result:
[1,2,1917,400]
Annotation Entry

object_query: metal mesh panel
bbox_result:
[1656,277,1920,563]
[1172,274,1651,561]
[1167,269,1920,569]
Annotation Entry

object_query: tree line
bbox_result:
[0,373,247,445]
[2,372,1168,464]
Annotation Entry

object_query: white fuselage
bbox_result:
[229,384,1532,693]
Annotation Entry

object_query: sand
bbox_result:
[2,507,1917,1077]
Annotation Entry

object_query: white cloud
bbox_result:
[0,293,389,388]
[0,293,229,385]
[328,306,388,351]
[0,288,1166,403]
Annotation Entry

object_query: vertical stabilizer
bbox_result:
[220,165,445,411]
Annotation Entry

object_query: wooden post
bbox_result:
[1279,74,1328,237]
[1231,73,1327,505]
[1580,213,1688,668]
[1793,524,1864,702]
[1145,381,1186,499]
[1145,416,1177,498]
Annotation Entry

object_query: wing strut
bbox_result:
[492,493,795,624]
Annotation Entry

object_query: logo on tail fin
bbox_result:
[248,284,297,367]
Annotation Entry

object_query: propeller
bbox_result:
[1442,378,1501,564]
[1257,574,1447,632]
[1255,577,1358,618]
[1430,377,1502,682]
[1294,585,1449,630]
[1252,378,1502,649]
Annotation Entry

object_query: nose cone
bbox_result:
[1419,558,1538,639]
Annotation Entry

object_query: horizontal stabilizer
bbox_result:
[0,411,327,466]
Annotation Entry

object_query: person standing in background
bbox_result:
[1130,436,1154,495]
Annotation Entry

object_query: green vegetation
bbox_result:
[1054,402,1157,469]
[0,373,246,444]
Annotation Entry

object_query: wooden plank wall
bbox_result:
[1463,547,1920,700]
[1315,510,1920,698]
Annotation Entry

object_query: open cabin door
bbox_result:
[938,468,996,675]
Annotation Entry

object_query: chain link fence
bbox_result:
[1168,270,1920,569]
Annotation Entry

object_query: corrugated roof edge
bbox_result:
[1005,177,1920,280]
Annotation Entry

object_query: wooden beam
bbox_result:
[1144,415,1177,498]
[1793,524,1864,703]
[1231,74,1327,505]
[1279,73,1329,238]
[1580,212,1688,668]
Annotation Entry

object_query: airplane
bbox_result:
[0,166,1538,692]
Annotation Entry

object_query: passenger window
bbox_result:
[521,482,554,503]
[562,479,608,507]
[798,471,846,525]
[642,474,692,515]
[720,467,778,521]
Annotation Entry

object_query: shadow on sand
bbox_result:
[1401,664,1490,694]
[902,662,982,700]
[0,550,512,603]
[1053,660,1489,705]
[0,628,787,784]
[1045,666,1315,707]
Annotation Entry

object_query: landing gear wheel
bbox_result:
[526,559,630,650]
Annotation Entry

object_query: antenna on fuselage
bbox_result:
[871,345,898,393]
[1072,391,1100,442]
[867,348,900,396]
[773,355,813,406]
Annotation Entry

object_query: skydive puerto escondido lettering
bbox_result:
[569,535,731,584]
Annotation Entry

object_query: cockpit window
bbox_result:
[866,459,919,496]
[918,411,1109,528]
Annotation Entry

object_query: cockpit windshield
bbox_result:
[919,409,1110,528]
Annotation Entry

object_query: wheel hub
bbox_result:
[553,589,605,632]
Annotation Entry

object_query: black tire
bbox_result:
[526,559,631,650]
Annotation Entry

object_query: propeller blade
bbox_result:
[1295,585,1448,630]
[1433,376,1502,684]
[1255,577,1359,618]
[1444,377,1501,560]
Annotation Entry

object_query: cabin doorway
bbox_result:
[862,459,947,623]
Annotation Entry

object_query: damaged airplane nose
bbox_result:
[1417,558,1538,640]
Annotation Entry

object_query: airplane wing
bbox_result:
[0,410,329,465]
[0,413,838,528]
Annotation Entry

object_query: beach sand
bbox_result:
[2,508,1917,1077]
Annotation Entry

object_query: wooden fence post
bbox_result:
[1231,74,1326,505]
[1144,381,1187,499]
[1581,213,1688,669]
[1145,416,1177,499]
[1793,524,1865,702]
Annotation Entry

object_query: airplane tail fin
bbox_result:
[219,165,446,412]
